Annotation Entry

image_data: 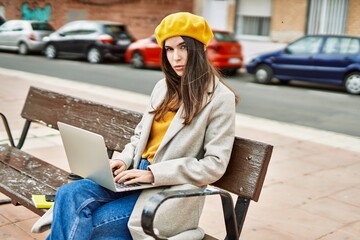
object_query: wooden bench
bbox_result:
[0,86,142,215]
[0,86,273,239]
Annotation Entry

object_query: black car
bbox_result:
[43,20,134,63]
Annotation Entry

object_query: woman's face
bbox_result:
[164,36,188,76]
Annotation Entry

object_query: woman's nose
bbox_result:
[173,49,181,61]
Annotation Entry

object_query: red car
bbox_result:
[125,30,243,75]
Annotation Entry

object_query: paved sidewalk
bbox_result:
[0,67,359,239]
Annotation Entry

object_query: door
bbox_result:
[53,22,79,53]
[271,36,323,79]
[312,36,360,83]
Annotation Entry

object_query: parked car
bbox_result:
[246,34,360,95]
[125,30,243,75]
[0,20,54,55]
[0,16,5,26]
[43,20,134,63]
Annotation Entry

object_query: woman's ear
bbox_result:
[204,45,206,51]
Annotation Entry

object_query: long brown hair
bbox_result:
[152,36,239,125]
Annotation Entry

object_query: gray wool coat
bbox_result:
[117,78,236,240]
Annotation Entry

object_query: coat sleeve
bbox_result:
[148,85,236,187]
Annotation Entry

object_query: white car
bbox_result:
[0,20,54,55]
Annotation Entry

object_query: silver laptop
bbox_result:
[57,121,155,192]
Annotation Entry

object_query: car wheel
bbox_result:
[18,42,29,55]
[344,72,360,95]
[255,64,273,84]
[87,47,103,63]
[44,44,57,59]
[131,51,145,68]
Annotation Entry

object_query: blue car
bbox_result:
[246,35,360,94]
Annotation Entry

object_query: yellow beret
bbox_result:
[154,12,214,48]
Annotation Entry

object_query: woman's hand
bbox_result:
[109,159,127,176]
[114,169,154,185]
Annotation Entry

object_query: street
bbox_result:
[0,52,359,137]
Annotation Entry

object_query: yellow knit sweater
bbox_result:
[141,111,176,163]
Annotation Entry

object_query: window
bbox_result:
[59,22,82,36]
[75,22,97,35]
[323,37,360,54]
[235,0,271,38]
[287,36,323,54]
[241,16,270,36]
[307,0,348,35]
[31,22,54,31]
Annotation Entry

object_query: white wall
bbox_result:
[202,0,229,30]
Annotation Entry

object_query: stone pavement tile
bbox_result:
[0,203,37,223]
[199,195,227,238]
[16,217,50,240]
[249,182,310,211]
[236,126,296,148]
[241,219,296,240]
[317,220,360,239]
[285,171,356,204]
[252,207,343,239]
[302,147,360,169]
[0,223,36,240]
[0,213,10,226]
[299,197,360,223]
[331,187,360,208]
[265,156,323,184]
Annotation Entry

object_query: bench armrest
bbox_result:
[141,186,239,240]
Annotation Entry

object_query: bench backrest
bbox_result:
[213,137,273,202]
[21,86,142,153]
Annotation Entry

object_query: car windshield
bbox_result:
[31,22,54,31]
[104,24,130,37]
[214,32,237,42]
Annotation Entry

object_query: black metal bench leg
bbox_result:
[234,198,250,237]
[220,193,239,240]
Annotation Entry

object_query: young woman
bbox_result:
[47,12,238,240]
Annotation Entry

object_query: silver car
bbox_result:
[0,20,54,55]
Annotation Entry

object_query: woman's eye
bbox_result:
[180,45,187,49]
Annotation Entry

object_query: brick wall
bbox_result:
[0,0,194,39]
[346,0,360,36]
[270,0,307,43]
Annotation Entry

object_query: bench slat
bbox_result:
[20,86,142,152]
[0,145,68,189]
[0,145,69,215]
[0,161,56,215]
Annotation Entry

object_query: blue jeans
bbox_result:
[47,159,150,240]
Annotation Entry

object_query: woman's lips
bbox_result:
[174,65,184,71]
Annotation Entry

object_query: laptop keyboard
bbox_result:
[115,182,142,189]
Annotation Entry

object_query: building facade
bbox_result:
[1,0,359,43]
[234,0,360,43]
[0,0,194,39]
